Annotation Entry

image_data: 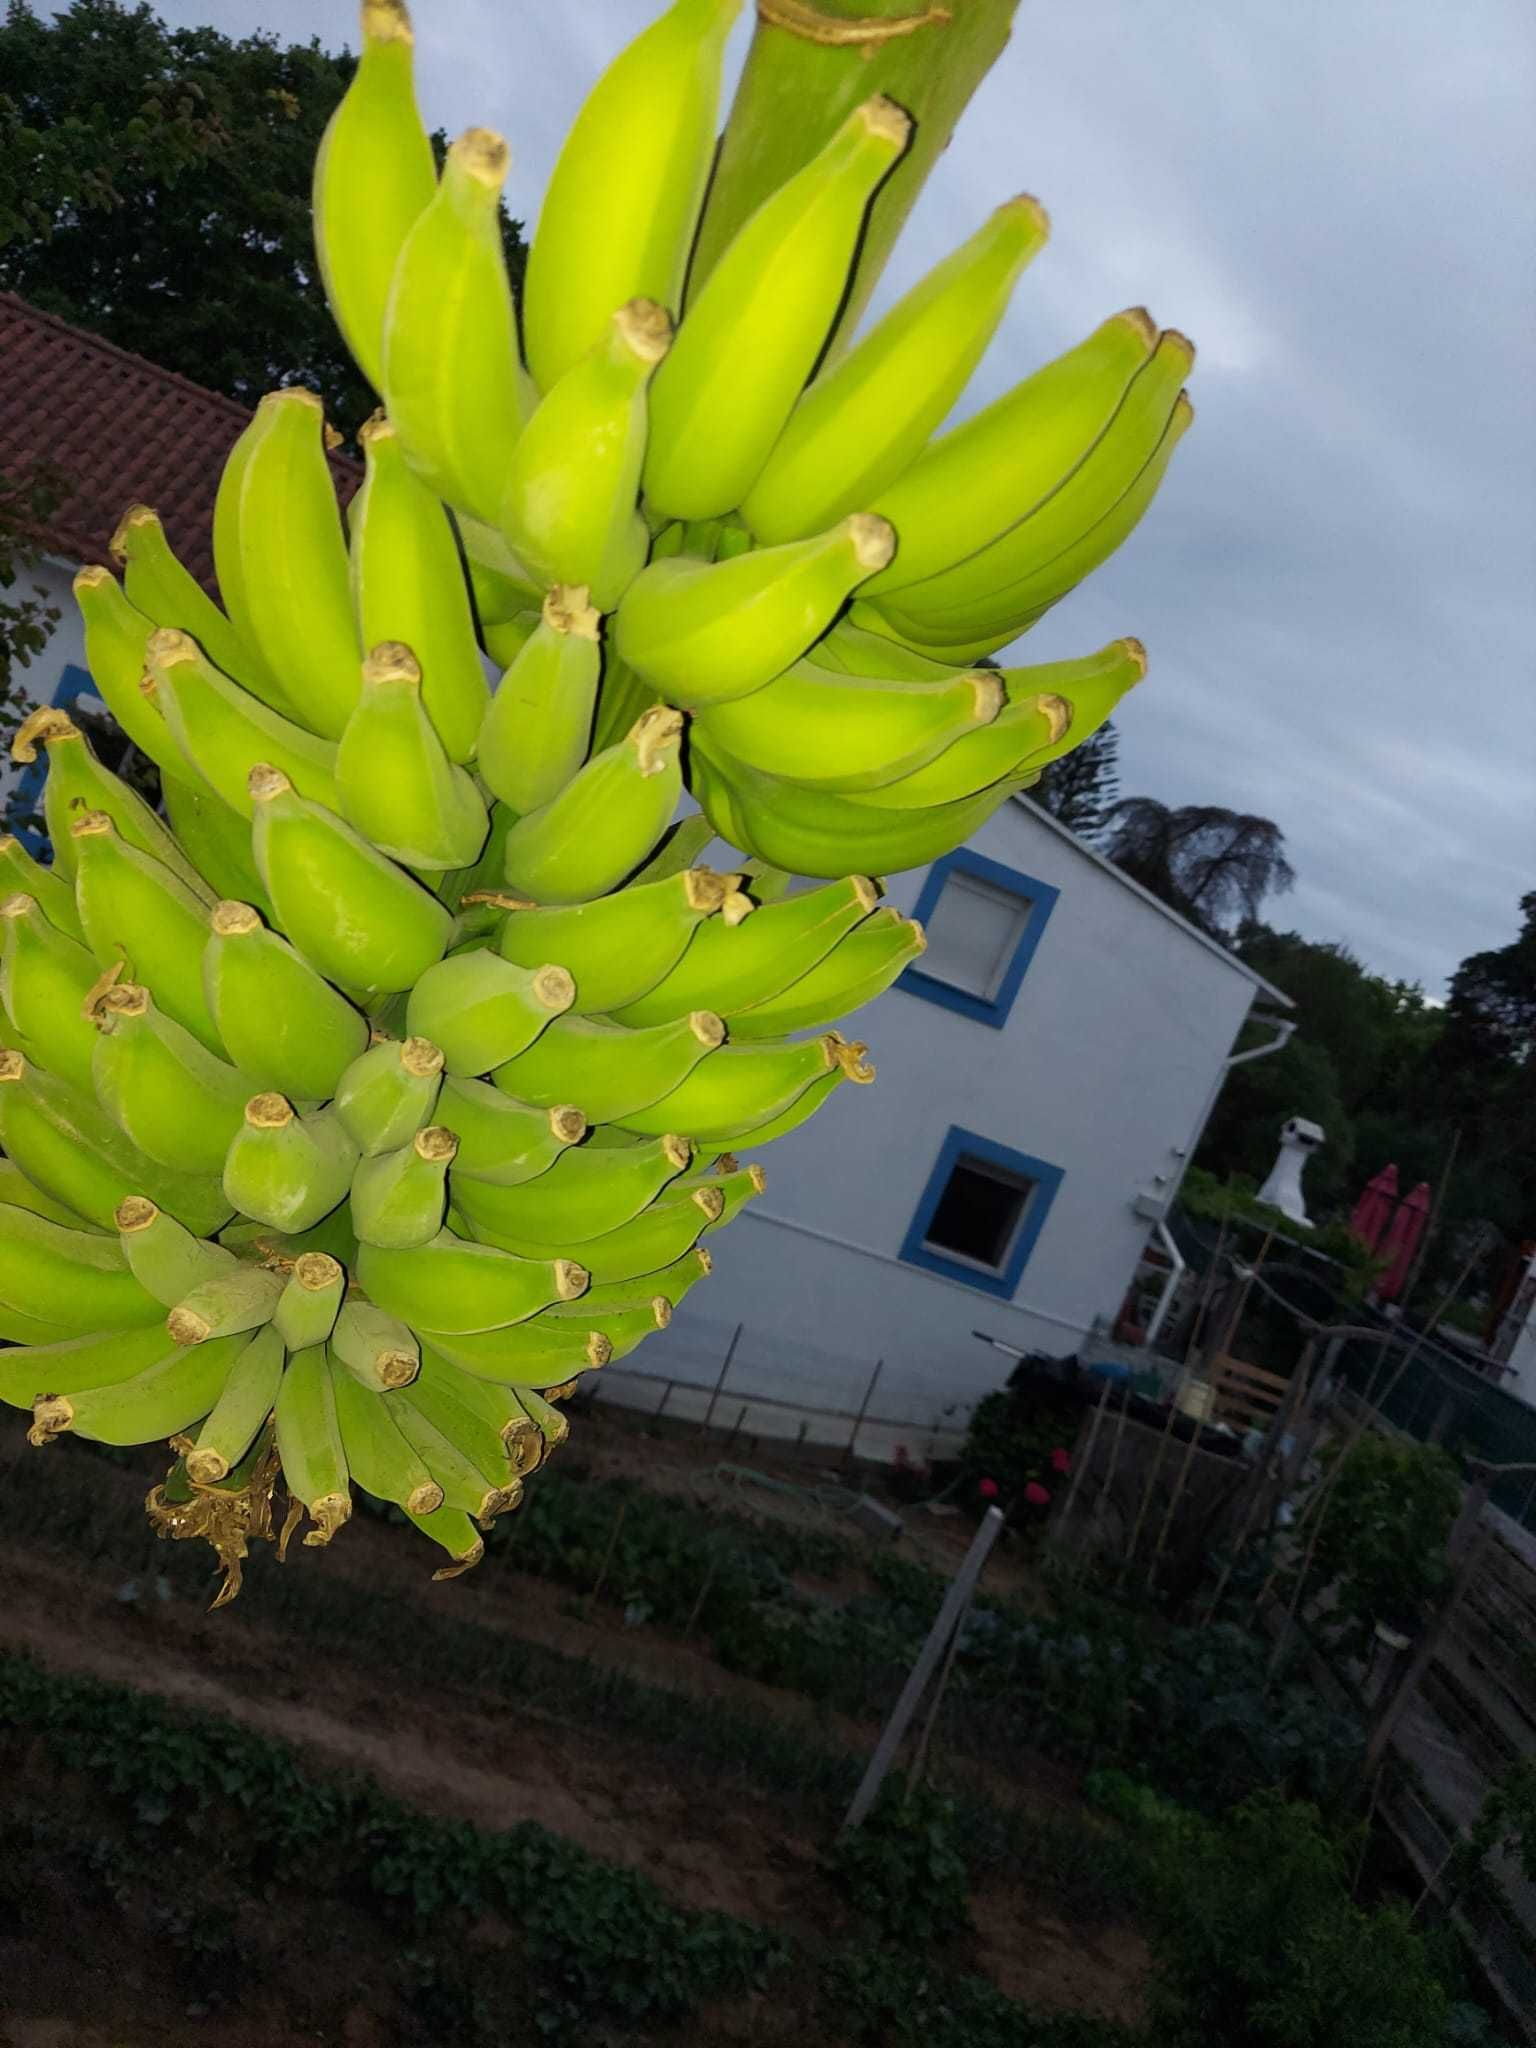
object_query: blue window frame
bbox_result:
[900,1125,1065,1299]
[898,848,1059,1029]
[9,663,98,857]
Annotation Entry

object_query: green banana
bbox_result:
[857,307,1159,599]
[742,194,1049,544]
[356,1230,588,1334]
[813,619,961,679]
[450,1131,692,1249]
[70,810,226,1055]
[512,1384,570,1453]
[89,982,248,1173]
[1,889,102,1093]
[696,661,1003,794]
[491,1009,723,1124]
[690,729,1034,879]
[642,97,910,520]
[509,1182,722,1286]
[421,1320,610,1387]
[381,127,529,527]
[0,1157,102,1231]
[872,331,1195,630]
[165,1261,285,1346]
[349,416,491,763]
[402,1352,535,1482]
[0,833,83,941]
[869,394,1195,656]
[616,1031,837,1139]
[432,1077,585,1186]
[569,1242,712,1316]
[335,642,489,870]
[160,776,274,917]
[222,1093,359,1234]
[403,1499,485,1576]
[0,1319,182,1410]
[523,0,742,389]
[0,1050,232,1235]
[350,1124,457,1249]
[272,1251,346,1351]
[273,1343,352,1545]
[202,899,369,1102]
[109,504,284,710]
[27,1328,246,1445]
[500,707,684,905]
[501,298,671,608]
[495,864,733,1013]
[475,585,602,815]
[330,1296,420,1390]
[312,0,437,397]
[10,707,207,894]
[72,561,199,779]
[187,1325,285,1484]
[211,390,361,738]
[145,627,341,818]
[612,875,874,1026]
[842,640,1142,810]
[725,908,925,1037]
[540,1293,670,1362]
[332,1033,444,1154]
[249,764,453,996]
[328,1355,444,1515]
[386,1386,517,1519]
[405,950,574,1077]
[613,517,894,707]
[116,1195,241,1306]
[0,1201,162,1332]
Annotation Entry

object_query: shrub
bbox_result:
[828,1775,971,1946]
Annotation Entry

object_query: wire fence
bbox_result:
[590,1307,987,1466]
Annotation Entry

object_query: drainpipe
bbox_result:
[1140,1010,1296,1352]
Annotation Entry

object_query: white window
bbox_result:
[920,868,1036,1003]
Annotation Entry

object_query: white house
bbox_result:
[602,798,1295,1458]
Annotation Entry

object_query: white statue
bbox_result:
[1256,1116,1325,1228]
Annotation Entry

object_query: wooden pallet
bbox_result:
[1203,1352,1293,1431]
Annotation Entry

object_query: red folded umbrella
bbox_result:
[1351,1164,1400,1253]
[1376,1181,1431,1302]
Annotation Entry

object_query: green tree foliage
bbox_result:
[1024,720,1120,840]
[0,0,526,429]
[1305,1432,1461,1649]
[0,461,63,832]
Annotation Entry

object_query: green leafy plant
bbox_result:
[829,1774,972,1946]
[1303,1432,1461,1651]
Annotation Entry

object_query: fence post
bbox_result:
[840,1505,1005,1836]
[841,1358,883,1473]
[702,1323,743,1433]
[1047,1375,1109,1552]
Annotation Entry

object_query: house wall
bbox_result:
[605,800,1270,1458]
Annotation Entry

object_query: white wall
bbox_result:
[607,800,1271,1456]
[1,556,90,825]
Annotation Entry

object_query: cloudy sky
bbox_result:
[160,1,1536,993]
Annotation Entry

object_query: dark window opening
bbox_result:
[923,1157,1034,1271]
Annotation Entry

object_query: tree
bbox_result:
[0,0,526,428]
[1440,892,1536,1070]
[1025,719,1119,839]
[1100,796,1295,936]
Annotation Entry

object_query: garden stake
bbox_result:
[841,1357,884,1473]
[1047,1373,1109,1554]
[841,1504,1004,1836]
[1204,1334,1318,1617]
[703,1325,744,1434]
[582,1493,630,1620]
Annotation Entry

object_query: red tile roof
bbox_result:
[0,291,359,592]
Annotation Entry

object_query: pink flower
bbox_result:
[1024,1481,1053,1508]
[1050,1448,1072,1475]
[977,1477,1000,1499]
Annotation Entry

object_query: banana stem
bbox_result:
[691,0,1021,350]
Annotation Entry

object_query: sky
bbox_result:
[156,0,1536,994]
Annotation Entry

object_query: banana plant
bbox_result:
[0,0,1194,1598]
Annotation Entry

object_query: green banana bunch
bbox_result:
[2,0,1196,1592]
